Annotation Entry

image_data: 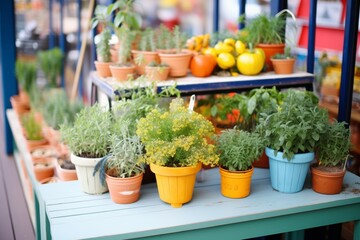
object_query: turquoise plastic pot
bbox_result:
[265,147,314,193]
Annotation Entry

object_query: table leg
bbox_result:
[354,220,359,240]
[91,82,98,105]
[285,230,304,240]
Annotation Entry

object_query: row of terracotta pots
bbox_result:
[95,50,192,82]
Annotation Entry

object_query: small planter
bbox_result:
[33,158,55,182]
[311,164,346,194]
[94,61,112,78]
[256,43,285,71]
[145,66,170,81]
[266,147,314,193]
[30,145,57,162]
[150,163,201,208]
[106,173,143,204]
[219,166,254,198]
[19,90,30,108]
[70,154,108,194]
[158,52,192,77]
[26,138,49,151]
[271,58,295,74]
[56,158,77,181]
[132,50,160,75]
[10,96,30,116]
[109,65,136,82]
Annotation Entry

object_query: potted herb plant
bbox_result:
[94,123,145,204]
[136,98,219,208]
[216,129,264,198]
[109,0,142,81]
[270,47,296,74]
[256,89,329,193]
[158,25,193,77]
[312,121,351,194]
[60,103,112,194]
[244,10,296,71]
[145,61,170,81]
[21,112,48,150]
[132,28,160,75]
[15,59,37,106]
[37,47,63,88]
[91,4,113,78]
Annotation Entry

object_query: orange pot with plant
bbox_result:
[215,129,264,198]
[312,121,351,194]
[145,62,170,81]
[136,98,219,208]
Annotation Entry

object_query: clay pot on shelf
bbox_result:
[109,64,136,82]
[30,145,57,163]
[158,51,192,77]
[106,173,143,204]
[257,43,285,71]
[10,96,30,116]
[145,65,170,81]
[33,158,55,182]
[94,61,112,78]
[132,50,160,75]
[311,164,346,195]
[55,158,77,181]
[271,58,295,74]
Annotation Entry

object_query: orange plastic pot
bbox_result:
[150,163,201,208]
[219,166,254,198]
[311,165,346,195]
[106,173,143,204]
[256,43,285,71]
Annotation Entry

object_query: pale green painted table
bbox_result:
[38,167,360,240]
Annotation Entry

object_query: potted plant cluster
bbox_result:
[145,61,170,81]
[94,123,145,204]
[312,121,351,194]
[136,98,219,208]
[14,59,37,109]
[21,111,48,150]
[256,89,329,193]
[60,103,112,194]
[244,10,296,71]
[216,129,264,198]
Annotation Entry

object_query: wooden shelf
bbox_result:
[90,71,314,100]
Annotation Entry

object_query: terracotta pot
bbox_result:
[271,58,295,74]
[19,90,30,108]
[158,52,192,77]
[30,145,57,163]
[71,153,108,194]
[311,164,346,194]
[106,173,143,204]
[145,66,170,81]
[109,65,136,82]
[132,50,160,75]
[55,158,77,181]
[150,163,201,208]
[40,177,60,184]
[94,61,112,78]
[256,43,285,71]
[320,85,339,98]
[33,158,55,182]
[219,166,254,198]
[253,151,269,168]
[10,96,30,116]
[26,138,49,151]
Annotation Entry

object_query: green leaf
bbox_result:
[91,19,99,29]
[106,4,114,15]
[210,105,218,117]
[312,132,319,141]
[114,12,125,27]
[247,95,256,114]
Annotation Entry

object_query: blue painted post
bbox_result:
[270,0,287,16]
[238,0,246,30]
[0,0,17,154]
[60,0,65,88]
[49,0,55,49]
[213,0,219,33]
[77,0,83,98]
[307,0,317,74]
[338,0,360,124]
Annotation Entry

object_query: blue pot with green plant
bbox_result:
[257,89,328,193]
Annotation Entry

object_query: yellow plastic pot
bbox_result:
[150,163,201,208]
[219,166,254,198]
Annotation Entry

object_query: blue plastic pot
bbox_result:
[265,147,314,193]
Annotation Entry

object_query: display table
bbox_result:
[38,167,360,240]
[89,71,314,104]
